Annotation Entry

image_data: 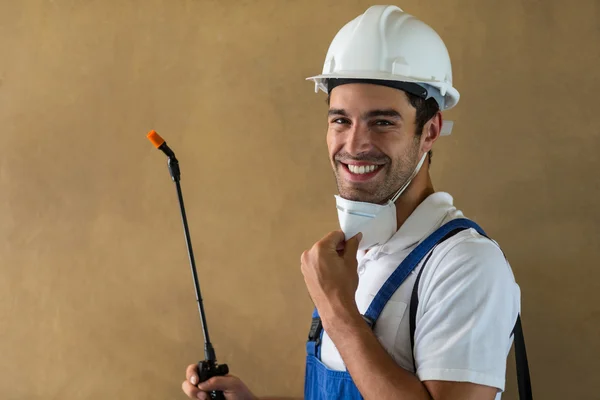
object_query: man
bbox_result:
[182,5,522,400]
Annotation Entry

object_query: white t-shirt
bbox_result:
[319,192,520,399]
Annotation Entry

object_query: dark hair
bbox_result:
[405,93,440,163]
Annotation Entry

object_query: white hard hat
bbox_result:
[307,5,459,134]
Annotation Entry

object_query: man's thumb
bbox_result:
[343,232,362,260]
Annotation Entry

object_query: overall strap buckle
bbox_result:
[308,317,323,343]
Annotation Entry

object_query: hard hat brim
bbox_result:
[306,72,459,112]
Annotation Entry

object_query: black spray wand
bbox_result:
[147,130,228,400]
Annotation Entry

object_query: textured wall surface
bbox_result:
[0,1,599,399]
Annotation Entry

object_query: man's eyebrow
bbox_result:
[363,109,402,120]
[327,108,403,120]
[328,108,348,116]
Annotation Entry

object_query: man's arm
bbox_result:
[323,304,497,400]
[301,231,505,400]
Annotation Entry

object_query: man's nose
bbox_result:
[345,125,372,155]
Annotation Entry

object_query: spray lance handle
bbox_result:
[147,130,229,399]
[198,360,230,400]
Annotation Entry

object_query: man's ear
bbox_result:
[421,111,443,154]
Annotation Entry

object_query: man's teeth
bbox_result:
[348,164,379,174]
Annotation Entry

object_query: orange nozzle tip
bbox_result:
[147,130,165,148]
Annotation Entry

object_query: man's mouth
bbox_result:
[340,162,384,181]
[346,164,381,174]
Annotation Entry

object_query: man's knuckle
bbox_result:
[301,250,308,262]
[186,364,197,378]
[315,243,326,257]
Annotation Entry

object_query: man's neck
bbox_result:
[394,164,435,231]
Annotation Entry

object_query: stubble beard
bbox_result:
[334,142,420,204]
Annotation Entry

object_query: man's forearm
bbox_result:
[323,305,432,400]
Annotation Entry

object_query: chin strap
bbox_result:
[390,152,428,203]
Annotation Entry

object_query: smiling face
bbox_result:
[327,83,429,204]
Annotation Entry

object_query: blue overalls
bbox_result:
[304,218,486,399]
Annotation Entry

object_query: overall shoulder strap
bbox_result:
[409,219,533,400]
[513,315,533,399]
[408,219,483,368]
[363,219,484,325]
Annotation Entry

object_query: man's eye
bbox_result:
[331,118,350,124]
[374,120,393,126]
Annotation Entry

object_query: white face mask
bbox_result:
[335,152,428,250]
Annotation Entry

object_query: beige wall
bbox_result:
[1,1,599,399]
